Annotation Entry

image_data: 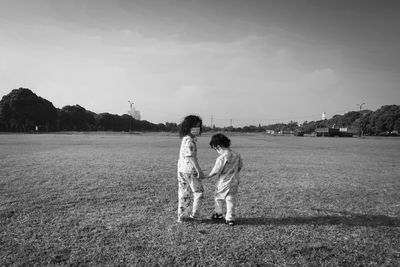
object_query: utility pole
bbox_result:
[356,103,365,112]
[128,100,133,132]
[356,103,366,137]
[211,114,214,129]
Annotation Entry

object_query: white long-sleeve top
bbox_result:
[209,149,243,199]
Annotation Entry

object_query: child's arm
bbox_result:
[204,170,217,179]
[183,138,204,179]
[187,156,204,179]
[204,157,224,179]
[238,155,243,172]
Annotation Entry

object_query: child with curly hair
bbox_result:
[177,115,205,222]
[206,133,243,226]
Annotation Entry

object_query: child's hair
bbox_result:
[209,133,231,148]
[179,115,203,138]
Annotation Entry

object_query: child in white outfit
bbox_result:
[177,115,205,222]
[206,134,243,226]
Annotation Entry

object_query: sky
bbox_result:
[1,0,399,126]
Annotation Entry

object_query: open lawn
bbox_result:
[1,133,399,266]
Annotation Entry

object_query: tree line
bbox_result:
[0,88,399,135]
[297,106,399,136]
[220,106,400,136]
[0,88,178,132]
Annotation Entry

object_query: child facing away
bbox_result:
[177,115,205,222]
[205,133,243,226]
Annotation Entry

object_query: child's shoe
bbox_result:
[225,220,235,226]
[211,213,224,220]
[189,214,201,221]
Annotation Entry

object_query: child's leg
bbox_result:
[189,175,204,217]
[214,197,225,215]
[225,193,236,221]
[178,173,192,219]
[192,192,203,217]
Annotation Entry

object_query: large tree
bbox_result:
[0,88,57,131]
[58,105,96,131]
[368,105,400,135]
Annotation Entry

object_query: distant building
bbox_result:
[128,102,141,120]
[128,109,141,120]
[278,130,294,135]
[315,127,340,137]
[339,127,358,134]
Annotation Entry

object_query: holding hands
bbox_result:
[197,170,205,180]
[198,168,214,180]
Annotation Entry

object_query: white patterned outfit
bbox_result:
[177,135,204,219]
[210,149,243,221]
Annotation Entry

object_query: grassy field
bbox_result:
[1,132,399,266]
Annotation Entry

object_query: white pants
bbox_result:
[215,193,236,221]
[177,172,204,218]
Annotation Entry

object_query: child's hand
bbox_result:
[197,171,205,180]
[202,173,214,180]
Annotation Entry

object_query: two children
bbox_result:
[177,115,243,226]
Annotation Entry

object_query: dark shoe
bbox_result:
[225,220,235,226]
[177,217,188,223]
[211,213,224,220]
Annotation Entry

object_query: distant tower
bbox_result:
[128,101,141,120]
[356,103,365,112]
[322,112,326,120]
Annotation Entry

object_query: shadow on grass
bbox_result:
[235,212,400,227]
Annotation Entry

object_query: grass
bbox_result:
[1,132,399,266]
